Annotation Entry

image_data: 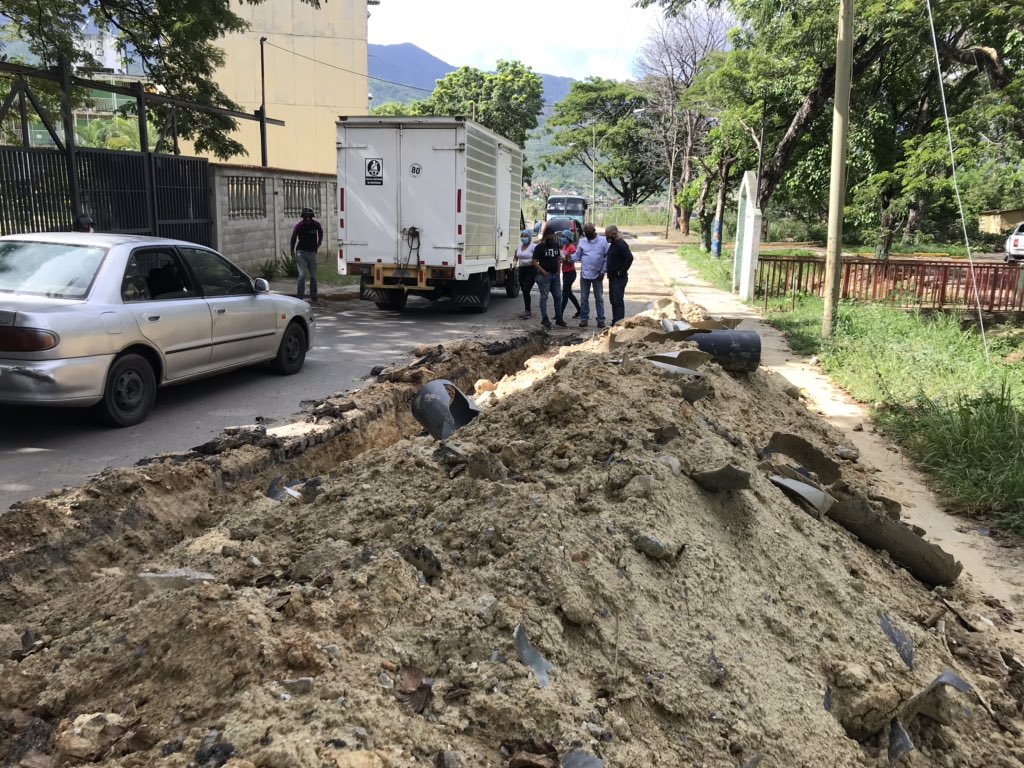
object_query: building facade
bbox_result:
[213,0,370,175]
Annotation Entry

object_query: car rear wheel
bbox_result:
[271,322,307,375]
[95,353,157,427]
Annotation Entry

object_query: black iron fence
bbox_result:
[0,145,212,245]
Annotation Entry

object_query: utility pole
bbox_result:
[822,0,855,338]
[259,36,268,167]
[591,125,597,225]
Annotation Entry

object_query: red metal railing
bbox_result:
[757,256,1024,313]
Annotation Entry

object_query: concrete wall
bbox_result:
[210,163,338,274]
[195,0,369,175]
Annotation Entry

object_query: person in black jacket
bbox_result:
[290,207,324,306]
[531,225,567,329]
[605,225,633,326]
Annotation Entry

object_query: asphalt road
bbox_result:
[0,243,671,512]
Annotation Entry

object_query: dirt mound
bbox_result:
[2,305,1023,768]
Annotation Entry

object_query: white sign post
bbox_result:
[732,170,762,301]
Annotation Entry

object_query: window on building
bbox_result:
[282,179,320,218]
[227,176,266,219]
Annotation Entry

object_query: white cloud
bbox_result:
[368,0,664,83]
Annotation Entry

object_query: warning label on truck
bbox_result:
[365,158,383,186]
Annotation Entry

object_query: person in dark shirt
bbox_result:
[531,225,567,329]
[290,207,324,306]
[604,225,633,326]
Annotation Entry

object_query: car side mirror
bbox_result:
[253,278,270,293]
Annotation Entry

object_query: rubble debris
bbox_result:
[879,613,915,669]
[691,463,751,492]
[632,534,681,561]
[411,379,481,440]
[828,494,963,586]
[769,475,836,516]
[513,624,555,688]
[0,300,1019,768]
[131,568,215,604]
[764,432,842,484]
[887,718,915,765]
[561,752,604,767]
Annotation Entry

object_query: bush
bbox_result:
[279,251,299,278]
[257,258,279,281]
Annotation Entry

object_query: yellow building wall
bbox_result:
[979,209,1024,235]
[197,0,369,174]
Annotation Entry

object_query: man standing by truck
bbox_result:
[605,225,633,326]
[575,223,608,328]
[290,207,324,306]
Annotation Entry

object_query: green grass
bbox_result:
[678,245,734,291]
[759,248,822,259]
[753,292,1024,528]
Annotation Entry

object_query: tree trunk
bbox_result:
[757,37,889,209]
[681,205,692,236]
[712,158,734,257]
[695,175,713,252]
[876,202,896,260]
[904,196,925,241]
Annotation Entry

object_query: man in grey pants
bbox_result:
[290,207,324,306]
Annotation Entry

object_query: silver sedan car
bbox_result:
[0,233,314,426]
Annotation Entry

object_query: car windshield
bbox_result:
[0,240,107,299]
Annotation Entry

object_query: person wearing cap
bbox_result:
[290,207,324,306]
[558,229,581,319]
[515,228,538,318]
[72,214,95,233]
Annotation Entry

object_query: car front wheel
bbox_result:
[96,353,157,427]
[271,322,307,375]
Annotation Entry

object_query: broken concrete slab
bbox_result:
[692,463,752,492]
[769,475,836,516]
[827,494,962,587]
[764,432,842,484]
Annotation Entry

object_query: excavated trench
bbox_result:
[0,334,550,619]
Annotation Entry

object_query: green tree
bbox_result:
[0,0,324,158]
[420,60,543,147]
[541,77,665,206]
[642,0,1024,252]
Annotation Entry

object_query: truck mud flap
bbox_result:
[360,283,394,303]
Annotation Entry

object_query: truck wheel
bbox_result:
[463,274,491,313]
[504,269,520,298]
[374,291,408,311]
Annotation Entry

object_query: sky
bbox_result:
[367,0,665,82]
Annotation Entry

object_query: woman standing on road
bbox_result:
[516,228,538,319]
[559,229,581,319]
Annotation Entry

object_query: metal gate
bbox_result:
[0,146,212,246]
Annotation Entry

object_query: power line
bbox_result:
[264,41,433,93]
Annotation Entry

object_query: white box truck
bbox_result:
[336,116,523,312]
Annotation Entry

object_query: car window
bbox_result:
[0,240,107,298]
[124,249,195,302]
[178,247,254,297]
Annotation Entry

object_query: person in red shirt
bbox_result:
[558,229,581,319]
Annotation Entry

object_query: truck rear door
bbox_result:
[340,127,400,264]
[495,147,512,264]
[399,126,460,271]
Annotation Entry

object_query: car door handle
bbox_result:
[214,308,227,315]
[146,315,160,321]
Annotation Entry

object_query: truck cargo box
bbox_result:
[337,116,523,312]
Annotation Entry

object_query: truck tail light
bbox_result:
[0,327,59,352]
[456,189,462,213]
[339,188,345,212]
[338,248,344,262]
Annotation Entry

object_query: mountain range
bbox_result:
[368,43,574,108]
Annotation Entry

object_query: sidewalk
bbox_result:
[645,241,1024,606]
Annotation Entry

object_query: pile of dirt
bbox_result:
[2,303,1023,768]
